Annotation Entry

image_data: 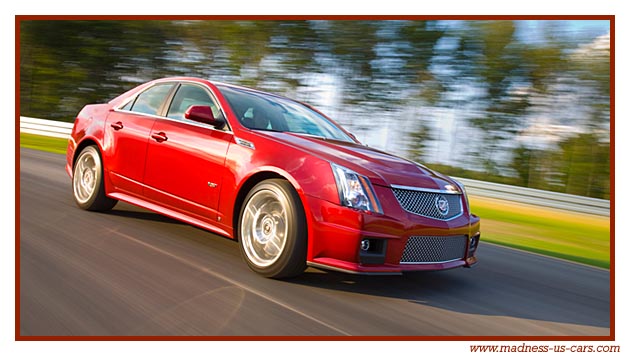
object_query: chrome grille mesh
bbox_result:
[400,235,467,264]
[392,188,462,220]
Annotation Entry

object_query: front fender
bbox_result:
[218,133,340,239]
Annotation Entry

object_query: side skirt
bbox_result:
[108,191,233,239]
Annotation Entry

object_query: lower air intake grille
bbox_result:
[400,235,467,264]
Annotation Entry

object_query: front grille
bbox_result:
[400,235,467,264]
[392,187,463,220]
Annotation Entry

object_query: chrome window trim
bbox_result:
[113,80,234,134]
[116,96,137,110]
[113,107,235,135]
[114,81,176,114]
[160,114,235,134]
[390,184,462,195]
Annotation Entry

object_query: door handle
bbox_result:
[151,132,168,142]
[110,121,124,130]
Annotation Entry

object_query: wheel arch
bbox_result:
[70,140,118,211]
[72,137,104,168]
[232,168,311,245]
[72,137,114,195]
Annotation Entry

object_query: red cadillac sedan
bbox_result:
[66,77,480,278]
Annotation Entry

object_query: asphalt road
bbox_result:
[19,148,610,336]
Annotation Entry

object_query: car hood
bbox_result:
[258,131,460,190]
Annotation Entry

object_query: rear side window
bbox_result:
[120,100,133,111]
[129,84,174,116]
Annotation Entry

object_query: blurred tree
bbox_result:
[406,123,432,163]
[511,145,535,188]
[507,27,609,198]
[19,20,610,198]
[556,133,610,199]
[390,21,446,161]
[319,21,380,107]
[454,21,532,174]
[509,145,558,192]
[20,21,174,120]
[569,33,610,137]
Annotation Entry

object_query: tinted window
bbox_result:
[120,100,133,111]
[130,84,174,116]
[217,85,353,142]
[166,84,222,121]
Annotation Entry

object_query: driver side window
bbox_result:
[166,84,223,122]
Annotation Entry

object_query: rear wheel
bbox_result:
[239,179,307,278]
[72,145,117,211]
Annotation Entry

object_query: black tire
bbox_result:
[238,179,307,278]
[72,146,118,211]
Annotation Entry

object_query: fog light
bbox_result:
[468,234,480,254]
[359,238,387,265]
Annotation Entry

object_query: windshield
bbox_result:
[217,85,353,142]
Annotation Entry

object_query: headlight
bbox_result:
[331,163,383,214]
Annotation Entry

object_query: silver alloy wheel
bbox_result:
[241,186,289,268]
[73,148,99,204]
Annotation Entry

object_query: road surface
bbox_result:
[19,148,610,336]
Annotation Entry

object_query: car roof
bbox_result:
[152,77,298,103]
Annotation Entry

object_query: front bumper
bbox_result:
[303,188,481,275]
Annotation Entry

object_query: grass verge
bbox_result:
[20,132,68,154]
[470,196,610,269]
[19,133,610,269]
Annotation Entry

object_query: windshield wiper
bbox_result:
[252,127,285,133]
[291,132,327,140]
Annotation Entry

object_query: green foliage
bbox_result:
[451,21,546,173]
[426,163,518,185]
[19,20,610,199]
[507,134,610,199]
[557,133,610,199]
[20,21,175,121]
[432,133,610,199]
[406,123,432,162]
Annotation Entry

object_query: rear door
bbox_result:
[104,83,175,195]
[143,83,231,223]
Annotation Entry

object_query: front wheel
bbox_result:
[72,145,118,211]
[238,179,307,278]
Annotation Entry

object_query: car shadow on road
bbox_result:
[287,265,610,330]
[104,205,187,225]
[90,202,609,332]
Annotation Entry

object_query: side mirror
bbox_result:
[184,105,225,129]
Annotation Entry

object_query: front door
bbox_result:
[143,83,231,222]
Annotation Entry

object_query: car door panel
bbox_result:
[102,83,175,195]
[103,111,155,195]
[143,119,231,222]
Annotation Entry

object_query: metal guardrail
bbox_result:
[19,116,610,216]
[454,177,609,216]
[20,116,73,139]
